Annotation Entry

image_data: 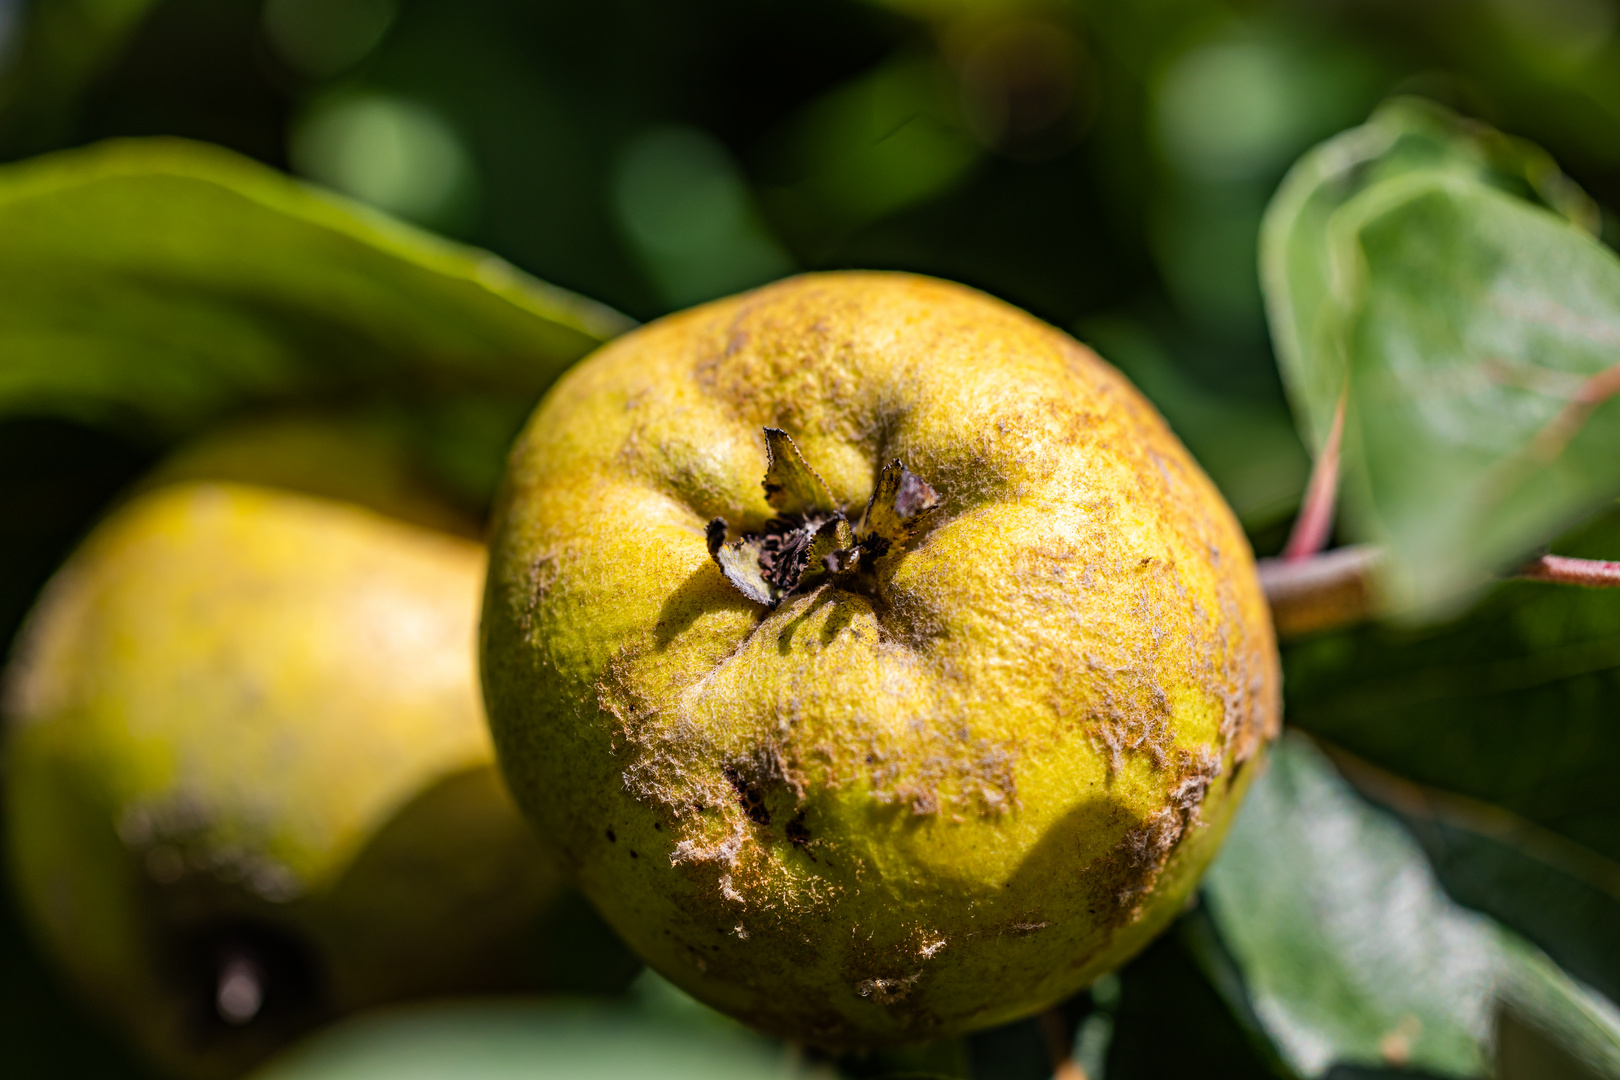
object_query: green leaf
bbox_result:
[248,998,806,1080]
[1263,97,1600,453]
[0,137,631,442]
[1261,98,1620,615]
[1202,732,1620,1079]
[1328,745,1620,1009]
[1282,505,1620,1001]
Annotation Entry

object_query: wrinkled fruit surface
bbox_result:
[3,482,564,1079]
[481,272,1281,1044]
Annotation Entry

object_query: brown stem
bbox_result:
[1281,390,1346,562]
[1040,1007,1087,1080]
[1259,548,1620,640]
[1259,544,1382,640]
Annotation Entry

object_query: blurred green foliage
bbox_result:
[1262,99,1620,617]
[3,0,1620,1078]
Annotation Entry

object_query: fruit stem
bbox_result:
[1040,1007,1087,1080]
[1259,546,1620,640]
[1258,545,1382,639]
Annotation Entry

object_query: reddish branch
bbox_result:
[1281,391,1346,562]
[1518,554,1620,588]
[1262,372,1620,635]
[1259,546,1620,640]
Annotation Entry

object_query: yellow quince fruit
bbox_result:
[480,272,1280,1045]
[3,479,585,1078]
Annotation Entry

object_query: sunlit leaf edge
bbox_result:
[0,137,634,346]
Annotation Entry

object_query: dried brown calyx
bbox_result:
[707,428,941,609]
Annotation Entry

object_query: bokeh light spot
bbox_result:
[612,126,792,309]
[290,93,476,228]
[1155,37,1313,182]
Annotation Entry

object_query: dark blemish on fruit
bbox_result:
[630,850,639,859]
[786,809,811,846]
[724,763,772,827]
[605,828,616,843]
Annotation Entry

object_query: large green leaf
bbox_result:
[0,137,630,440]
[1201,732,1620,1079]
[1261,98,1620,615]
[1261,96,1600,452]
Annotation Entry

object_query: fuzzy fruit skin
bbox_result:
[3,483,562,1079]
[482,272,1281,1045]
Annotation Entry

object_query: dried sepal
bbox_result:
[756,512,836,597]
[800,516,856,587]
[707,518,778,607]
[762,428,836,517]
[857,460,942,551]
[709,435,941,609]
[707,513,845,609]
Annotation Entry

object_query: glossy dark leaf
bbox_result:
[1201,733,1620,1078]
[0,138,629,442]
[1261,98,1620,615]
[1283,504,1620,863]
[1328,745,1620,1008]
[1281,507,1620,1016]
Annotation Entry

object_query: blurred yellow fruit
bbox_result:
[3,482,568,1078]
[480,272,1281,1044]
